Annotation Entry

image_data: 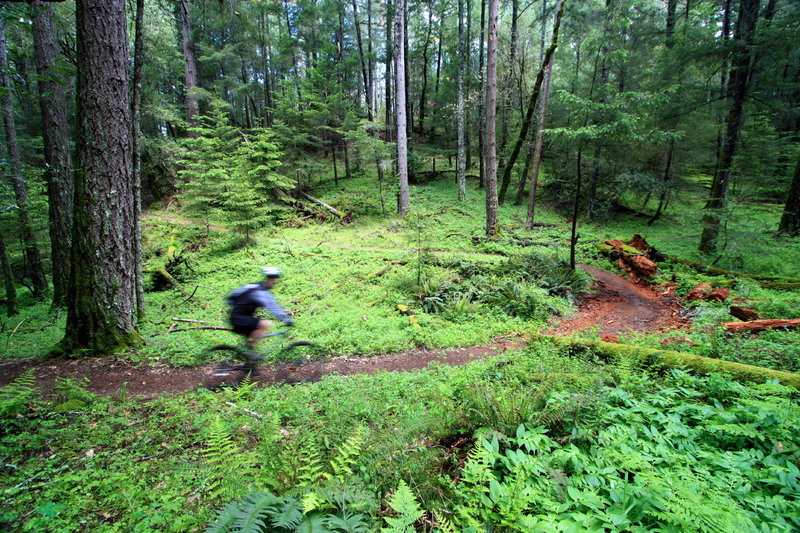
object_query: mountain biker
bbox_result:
[227,267,294,357]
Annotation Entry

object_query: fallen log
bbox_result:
[729,306,760,321]
[472,236,560,247]
[298,192,347,219]
[149,267,208,308]
[722,318,800,334]
[665,255,800,288]
[540,336,800,389]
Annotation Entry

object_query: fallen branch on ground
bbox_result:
[472,236,560,247]
[722,318,800,334]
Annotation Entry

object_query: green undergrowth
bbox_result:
[2,343,798,532]
[4,172,797,367]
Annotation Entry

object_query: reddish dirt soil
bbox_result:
[0,265,687,398]
[544,265,689,340]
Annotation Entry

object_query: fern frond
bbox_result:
[296,438,326,488]
[432,510,457,533]
[293,514,330,532]
[382,480,423,533]
[206,500,242,533]
[234,492,282,532]
[326,427,366,482]
[0,369,38,417]
[269,497,304,529]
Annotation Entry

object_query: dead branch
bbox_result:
[471,236,560,247]
[722,318,800,333]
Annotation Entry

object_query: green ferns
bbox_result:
[0,370,37,417]
[447,371,800,532]
[208,427,372,533]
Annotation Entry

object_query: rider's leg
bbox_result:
[246,319,274,349]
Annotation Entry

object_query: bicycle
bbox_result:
[205,330,314,389]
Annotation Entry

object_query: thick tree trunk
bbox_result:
[61,0,140,355]
[177,0,199,135]
[456,0,467,201]
[699,0,761,254]
[0,12,48,300]
[778,152,800,235]
[484,0,499,236]
[31,0,73,307]
[131,0,146,318]
[0,233,18,316]
[395,0,410,216]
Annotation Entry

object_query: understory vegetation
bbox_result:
[2,344,799,532]
[2,174,800,531]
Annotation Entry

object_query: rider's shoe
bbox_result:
[242,350,264,361]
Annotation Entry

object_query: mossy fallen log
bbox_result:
[664,255,800,289]
[540,336,800,389]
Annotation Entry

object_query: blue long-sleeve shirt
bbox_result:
[228,283,290,323]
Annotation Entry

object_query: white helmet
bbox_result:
[261,266,282,278]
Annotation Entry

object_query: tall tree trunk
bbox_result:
[395,0,410,216]
[456,0,467,201]
[465,0,473,170]
[366,0,375,120]
[352,0,372,118]
[478,0,486,188]
[177,0,199,135]
[484,0,499,236]
[131,0,146,318]
[0,233,18,316]
[418,6,433,136]
[385,0,394,141]
[61,0,140,355]
[498,0,565,200]
[586,0,613,220]
[0,11,48,300]
[525,58,555,228]
[699,0,761,254]
[31,0,73,307]
[570,146,583,270]
[496,0,519,202]
[778,149,800,235]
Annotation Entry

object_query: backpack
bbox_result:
[226,283,261,308]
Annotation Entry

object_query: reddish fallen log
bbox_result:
[730,306,760,321]
[723,318,800,333]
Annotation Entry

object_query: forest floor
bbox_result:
[0,265,688,398]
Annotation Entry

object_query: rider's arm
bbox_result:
[253,289,291,323]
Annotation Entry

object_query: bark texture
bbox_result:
[31,0,74,307]
[62,0,140,355]
[0,233,18,316]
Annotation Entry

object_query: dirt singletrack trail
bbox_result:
[0,265,685,398]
